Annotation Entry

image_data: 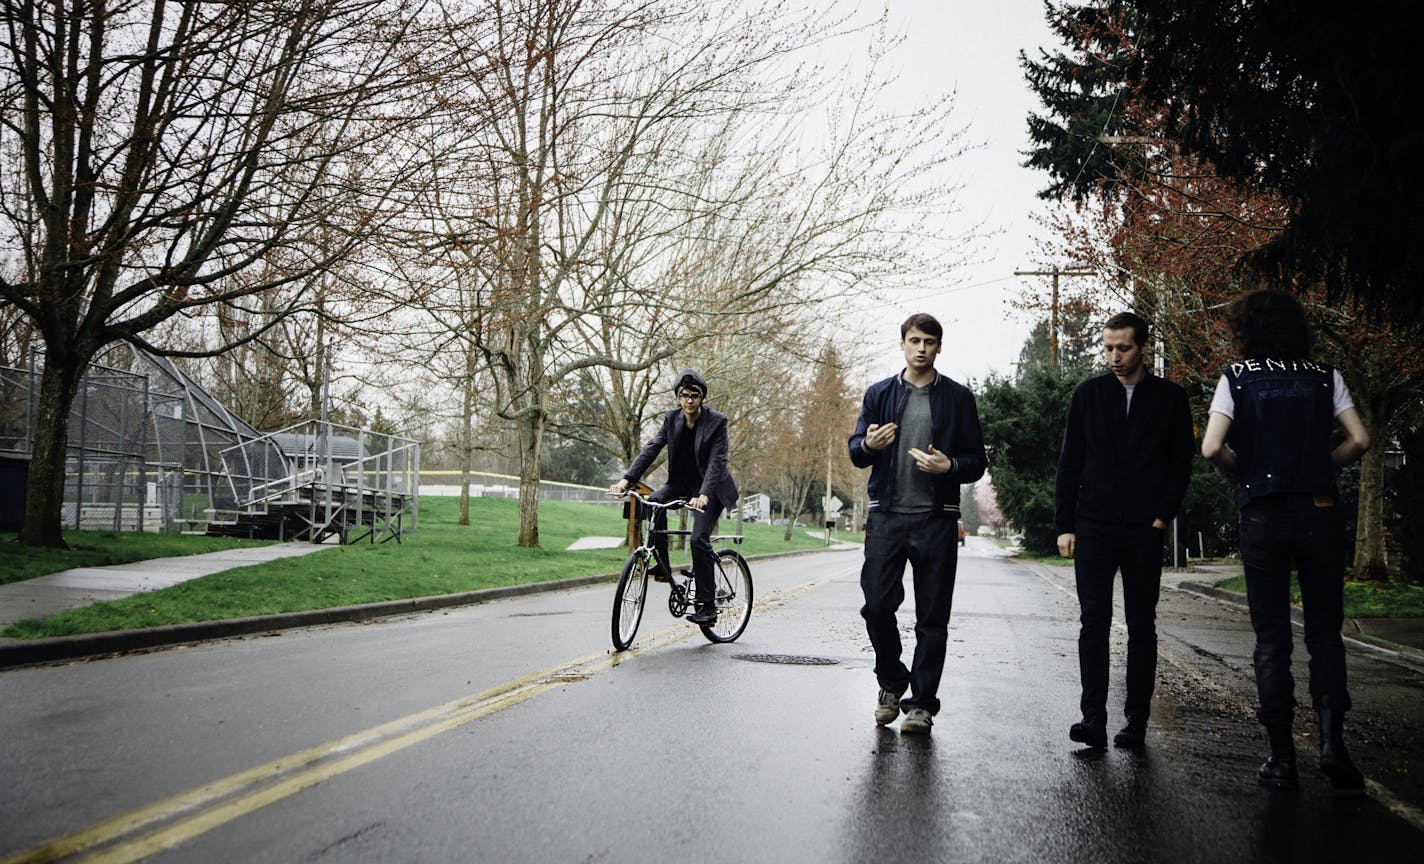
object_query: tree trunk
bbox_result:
[516,409,545,548]
[19,360,85,547]
[783,502,807,542]
[1352,443,1388,581]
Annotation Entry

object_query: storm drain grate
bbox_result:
[733,653,840,666]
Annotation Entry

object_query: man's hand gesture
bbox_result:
[907,444,951,474]
[864,423,897,451]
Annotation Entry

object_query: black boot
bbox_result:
[1317,708,1365,791]
[1069,721,1107,749]
[1113,717,1147,749]
[1257,725,1298,789]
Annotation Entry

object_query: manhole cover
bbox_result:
[733,653,839,666]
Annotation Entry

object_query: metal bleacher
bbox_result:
[209,421,419,543]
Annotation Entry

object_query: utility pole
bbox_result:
[1014,266,1094,368]
[824,438,833,546]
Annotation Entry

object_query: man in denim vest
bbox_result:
[1202,290,1370,790]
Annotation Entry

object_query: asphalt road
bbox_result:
[2,539,1421,863]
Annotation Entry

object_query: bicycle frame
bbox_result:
[608,489,752,650]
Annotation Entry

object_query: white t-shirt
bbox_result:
[1208,368,1355,419]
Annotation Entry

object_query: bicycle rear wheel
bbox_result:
[701,549,752,643]
[611,551,651,651]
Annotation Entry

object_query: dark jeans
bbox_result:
[859,511,959,714]
[1074,518,1163,728]
[1240,499,1351,728]
[649,484,723,614]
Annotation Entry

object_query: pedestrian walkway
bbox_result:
[1163,561,1424,659]
[0,543,330,629]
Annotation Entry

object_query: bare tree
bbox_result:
[0,0,441,545]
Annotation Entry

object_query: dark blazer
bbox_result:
[1053,371,1194,532]
[624,407,739,509]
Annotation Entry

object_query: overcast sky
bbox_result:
[842,0,1062,386]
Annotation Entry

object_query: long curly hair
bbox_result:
[1226,290,1312,359]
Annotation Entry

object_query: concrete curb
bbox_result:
[1174,580,1424,672]
[0,546,857,670]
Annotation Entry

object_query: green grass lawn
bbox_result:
[1213,574,1424,619]
[0,531,275,585]
[1,497,859,639]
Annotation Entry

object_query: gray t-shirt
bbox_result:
[891,381,934,513]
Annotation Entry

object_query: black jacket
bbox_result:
[847,370,987,514]
[1054,372,1194,532]
[624,406,739,508]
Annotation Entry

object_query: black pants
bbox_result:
[859,511,959,715]
[1074,518,1163,728]
[1240,499,1351,728]
[649,484,723,614]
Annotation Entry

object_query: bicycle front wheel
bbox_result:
[611,551,651,651]
[701,549,753,643]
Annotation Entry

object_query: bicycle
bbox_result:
[609,488,753,652]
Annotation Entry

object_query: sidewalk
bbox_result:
[0,541,635,669]
[0,543,331,629]
[1163,561,1424,665]
[2,547,1420,670]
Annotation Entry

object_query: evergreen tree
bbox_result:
[1022,0,1424,323]
[978,364,1091,556]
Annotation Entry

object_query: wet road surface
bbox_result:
[1,539,1420,862]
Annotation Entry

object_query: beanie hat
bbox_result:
[673,368,708,398]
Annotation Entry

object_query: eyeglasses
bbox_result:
[678,392,703,402]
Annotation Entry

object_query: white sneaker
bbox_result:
[874,688,904,726]
[900,707,933,734]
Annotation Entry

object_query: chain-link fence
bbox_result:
[2,346,420,539]
[419,471,614,506]
[1,359,186,532]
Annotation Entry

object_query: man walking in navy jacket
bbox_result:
[1054,311,1194,750]
[848,313,987,734]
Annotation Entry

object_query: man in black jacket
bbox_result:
[1054,312,1194,750]
[848,313,987,735]
[613,369,738,625]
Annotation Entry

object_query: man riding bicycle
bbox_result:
[611,369,738,626]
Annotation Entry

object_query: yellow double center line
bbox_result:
[4,573,837,864]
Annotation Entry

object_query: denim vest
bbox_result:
[1224,358,1336,507]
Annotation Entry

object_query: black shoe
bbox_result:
[1258,755,1299,789]
[1317,708,1365,791]
[686,609,717,626]
[1113,719,1147,749]
[1070,721,1107,749]
[651,565,672,583]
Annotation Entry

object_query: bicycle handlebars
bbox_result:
[608,489,705,513]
